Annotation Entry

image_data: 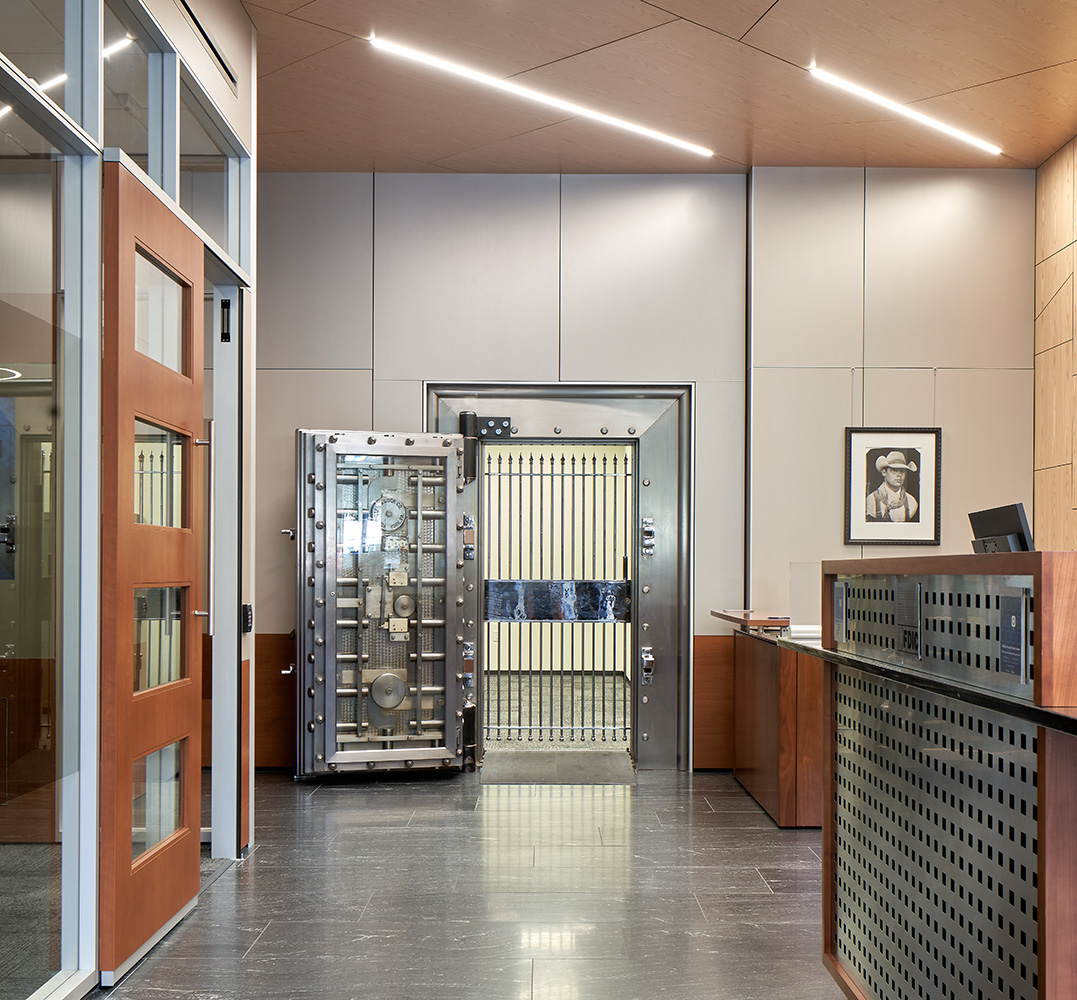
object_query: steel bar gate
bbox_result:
[482,443,634,745]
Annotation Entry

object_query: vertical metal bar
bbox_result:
[488,452,495,740]
[591,452,597,741]
[496,452,503,741]
[570,452,576,741]
[414,466,425,736]
[602,453,608,741]
[612,454,618,741]
[560,453,566,743]
[624,447,631,742]
[148,450,155,525]
[538,453,544,741]
[488,451,496,741]
[508,452,517,740]
[528,452,534,741]
[137,450,144,523]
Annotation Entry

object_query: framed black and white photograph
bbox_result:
[845,426,941,545]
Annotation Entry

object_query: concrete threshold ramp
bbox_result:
[479,748,636,784]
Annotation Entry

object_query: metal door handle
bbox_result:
[281,663,295,676]
[195,419,214,635]
[0,515,13,554]
[641,646,655,685]
[281,528,295,540]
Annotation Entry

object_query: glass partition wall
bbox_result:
[0,113,75,1000]
[0,0,252,997]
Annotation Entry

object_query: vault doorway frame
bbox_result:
[425,383,693,770]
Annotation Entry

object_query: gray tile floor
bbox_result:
[100,769,843,1000]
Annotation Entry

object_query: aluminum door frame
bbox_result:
[426,383,692,770]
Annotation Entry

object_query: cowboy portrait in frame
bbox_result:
[844,427,941,545]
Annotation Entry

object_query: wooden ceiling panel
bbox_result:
[255,36,573,168]
[433,117,746,173]
[645,0,784,41]
[244,0,310,13]
[246,0,1077,172]
[246,5,353,78]
[258,128,458,172]
[743,0,1077,98]
[286,0,675,75]
[514,21,1003,168]
[917,62,1077,167]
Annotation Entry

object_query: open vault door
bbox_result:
[295,430,479,775]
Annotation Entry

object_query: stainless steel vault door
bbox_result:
[296,430,478,774]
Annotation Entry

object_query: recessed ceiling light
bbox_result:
[0,367,22,381]
[809,64,1001,156]
[0,106,10,120]
[369,35,713,158]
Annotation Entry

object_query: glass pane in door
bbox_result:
[134,587,184,691]
[133,419,184,526]
[131,741,183,860]
[134,252,185,373]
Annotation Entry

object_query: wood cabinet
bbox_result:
[733,632,822,827]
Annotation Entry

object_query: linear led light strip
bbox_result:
[369,35,713,158]
[0,38,131,120]
[809,63,1001,156]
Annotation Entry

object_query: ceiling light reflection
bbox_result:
[37,73,68,92]
[0,106,11,120]
[809,64,1001,156]
[369,35,713,158]
[103,37,135,59]
[0,367,23,381]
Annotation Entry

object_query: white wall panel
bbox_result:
[750,367,863,613]
[373,379,423,432]
[751,167,865,369]
[693,380,745,634]
[373,174,560,382]
[864,169,1034,369]
[257,173,373,370]
[862,368,936,426]
[560,175,746,382]
[255,369,374,633]
[933,368,1033,554]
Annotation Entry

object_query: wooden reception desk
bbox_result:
[814,552,1077,1000]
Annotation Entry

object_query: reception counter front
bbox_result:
[817,552,1077,1000]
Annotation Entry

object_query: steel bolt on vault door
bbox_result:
[295,430,478,774]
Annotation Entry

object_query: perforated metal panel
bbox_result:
[835,573,1035,699]
[831,665,1039,1000]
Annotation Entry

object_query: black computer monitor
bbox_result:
[968,503,1034,553]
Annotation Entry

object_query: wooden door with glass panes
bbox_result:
[100,160,205,981]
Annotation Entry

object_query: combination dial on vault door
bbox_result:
[370,496,407,532]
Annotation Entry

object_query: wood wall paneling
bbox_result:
[1034,245,1074,355]
[1034,465,1075,550]
[1036,140,1075,264]
[1034,341,1073,470]
[254,633,297,769]
[692,634,734,769]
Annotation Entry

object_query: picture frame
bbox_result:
[845,427,941,545]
